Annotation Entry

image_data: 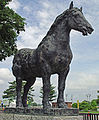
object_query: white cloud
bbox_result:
[23,6,31,13]
[42,2,50,9]
[18,1,60,49]
[67,72,99,90]
[37,11,49,19]
[17,0,65,49]
[17,0,77,50]
[8,0,21,11]
[0,80,4,84]
[0,68,15,99]
[0,57,13,69]
[18,26,45,49]
[0,68,14,84]
[74,0,99,7]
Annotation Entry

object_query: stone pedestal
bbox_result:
[4,107,79,116]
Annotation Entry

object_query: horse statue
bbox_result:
[12,1,94,109]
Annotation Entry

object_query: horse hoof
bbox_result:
[43,102,51,110]
[58,102,67,108]
[23,104,28,108]
[16,104,23,108]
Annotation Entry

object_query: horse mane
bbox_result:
[47,9,69,36]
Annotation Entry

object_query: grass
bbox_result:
[79,111,99,114]
[0,107,3,110]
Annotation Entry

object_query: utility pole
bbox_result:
[89,94,91,101]
[71,95,73,103]
[86,94,91,101]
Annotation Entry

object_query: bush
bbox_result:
[91,100,97,111]
[91,106,97,111]
[72,103,77,108]
[32,102,38,106]
[79,101,91,111]
[83,108,88,112]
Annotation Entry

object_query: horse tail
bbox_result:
[12,52,22,77]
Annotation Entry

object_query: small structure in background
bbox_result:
[3,99,9,107]
[97,106,99,111]
[1,101,3,108]
[9,100,16,108]
[52,102,72,108]
[77,100,79,109]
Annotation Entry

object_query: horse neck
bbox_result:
[47,21,71,45]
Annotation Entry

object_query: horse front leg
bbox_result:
[57,67,70,108]
[42,74,51,110]
[16,77,23,107]
[39,58,51,110]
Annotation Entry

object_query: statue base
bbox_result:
[4,107,79,116]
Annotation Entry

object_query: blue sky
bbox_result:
[0,0,99,103]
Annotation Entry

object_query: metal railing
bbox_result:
[80,113,99,120]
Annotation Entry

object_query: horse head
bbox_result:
[67,1,94,36]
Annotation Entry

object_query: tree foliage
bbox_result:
[0,0,26,61]
[79,100,91,111]
[72,100,97,111]
[97,90,99,105]
[40,84,57,102]
[91,100,97,111]
[72,103,77,108]
[2,81,34,105]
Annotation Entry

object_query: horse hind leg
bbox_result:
[22,77,36,107]
[16,77,23,107]
[12,62,23,107]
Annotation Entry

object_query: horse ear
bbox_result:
[69,1,73,9]
[80,7,82,12]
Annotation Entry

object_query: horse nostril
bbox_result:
[90,27,94,32]
[88,27,94,33]
[91,28,94,32]
[88,26,94,32]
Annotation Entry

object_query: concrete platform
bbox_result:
[0,112,83,120]
[4,107,79,116]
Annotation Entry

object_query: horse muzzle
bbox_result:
[87,26,94,34]
[82,26,94,36]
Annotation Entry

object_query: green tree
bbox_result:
[72,103,77,108]
[2,81,34,105]
[40,84,56,102]
[72,99,98,111]
[79,100,91,111]
[0,0,25,61]
[97,90,99,106]
[90,100,97,111]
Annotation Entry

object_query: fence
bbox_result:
[80,113,99,120]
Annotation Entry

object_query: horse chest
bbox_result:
[50,43,72,64]
[46,51,72,73]
[55,51,72,65]
[46,48,72,73]
[38,41,72,68]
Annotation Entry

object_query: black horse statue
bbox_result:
[12,1,94,109]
